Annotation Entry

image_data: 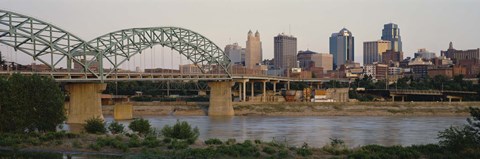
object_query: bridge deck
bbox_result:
[0,71,348,82]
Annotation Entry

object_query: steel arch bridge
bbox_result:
[0,9,231,81]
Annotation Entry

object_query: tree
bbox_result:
[161,120,199,143]
[438,107,480,152]
[0,74,66,133]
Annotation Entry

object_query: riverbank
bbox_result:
[1,132,477,159]
[102,101,480,116]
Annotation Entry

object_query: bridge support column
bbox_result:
[208,81,234,116]
[251,81,254,101]
[242,81,247,102]
[262,81,267,102]
[238,83,242,101]
[66,83,107,124]
[272,81,277,95]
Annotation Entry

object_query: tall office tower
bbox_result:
[245,30,262,69]
[274,33,297,70]
[224,43,245,66]
[381,23,402,52]
[329,28,354,70]
[363,40,391,65]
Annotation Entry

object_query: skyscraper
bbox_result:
[329,28,354,70]
[245,30,262,69]
[363,40,391,65]
[381,23,402,52]
[224,43,245,66]
[274,33,297,70]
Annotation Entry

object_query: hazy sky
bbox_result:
[1,0,479,67]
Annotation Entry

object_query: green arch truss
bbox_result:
[88,27,232,77]
[0,9,232,81]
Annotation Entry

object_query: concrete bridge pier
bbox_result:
[65,83,107,124]
[208,81,234,116]
[234,79,249,102]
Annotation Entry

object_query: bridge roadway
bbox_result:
[0,71,349,83]
[363,89,477,102]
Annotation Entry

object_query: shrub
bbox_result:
[108,121,125,134]
[348,145,421,159]
[226,138,236,145]
[89,143,101,151]
[95,136,129,152]
[216,141,259,157]
[322,138,349,155]
[127,135,142,148]
[205,138,223,145]
[143,136,161,148]
[129,118,151,135]
[278,149,289,158]
[296,142,312,157]
[262,146,276,155]
[163,138,172,143]
[161,120,199,143]
[84,117,106,134]
[254,139,262,144]
[438,107,480,152]
[168,140,189,150]
[72,140,82,148]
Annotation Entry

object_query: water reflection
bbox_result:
[70,115,466,147]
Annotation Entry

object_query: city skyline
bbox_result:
[0,0,479,67]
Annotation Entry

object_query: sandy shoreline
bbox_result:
[102,101,480,116]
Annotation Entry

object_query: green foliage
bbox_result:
[216,141,260,157]
[163,137,172,143]
[84,117,106,134]
[254,139,262,144]
[108,121,125,134]
[348,145,422,159]
[296,142,313,157]
[72,140,82,148]
[127,135,142,148]
[205,138,223,145]
[93,136,129,152]
[129,118,151,135]
[277,149,289,158]
[351,75,480,101]
[0,132,79,148]
[168,140,189,150]
[262,146,276,154]
[438,107,480,152]
[161,120,199,144]
[322,138,349,155]
[0,74,66,133]
[104,81,206,97]
[142,135,161,148]
[89,143,101,151]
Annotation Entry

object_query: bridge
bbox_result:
[0,9,347,123]
[361,89,477,102]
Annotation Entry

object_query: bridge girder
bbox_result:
[89,27,231,78]
[0,10,232,82]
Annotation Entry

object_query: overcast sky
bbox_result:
[1,0,479,67]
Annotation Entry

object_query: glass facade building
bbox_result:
[381,23,402,52]
[329,28,354,70]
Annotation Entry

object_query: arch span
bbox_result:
[0,9,102,77]
[0,10,232,80]
[88,27,231,77]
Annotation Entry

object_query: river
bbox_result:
[96,115,467,148]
